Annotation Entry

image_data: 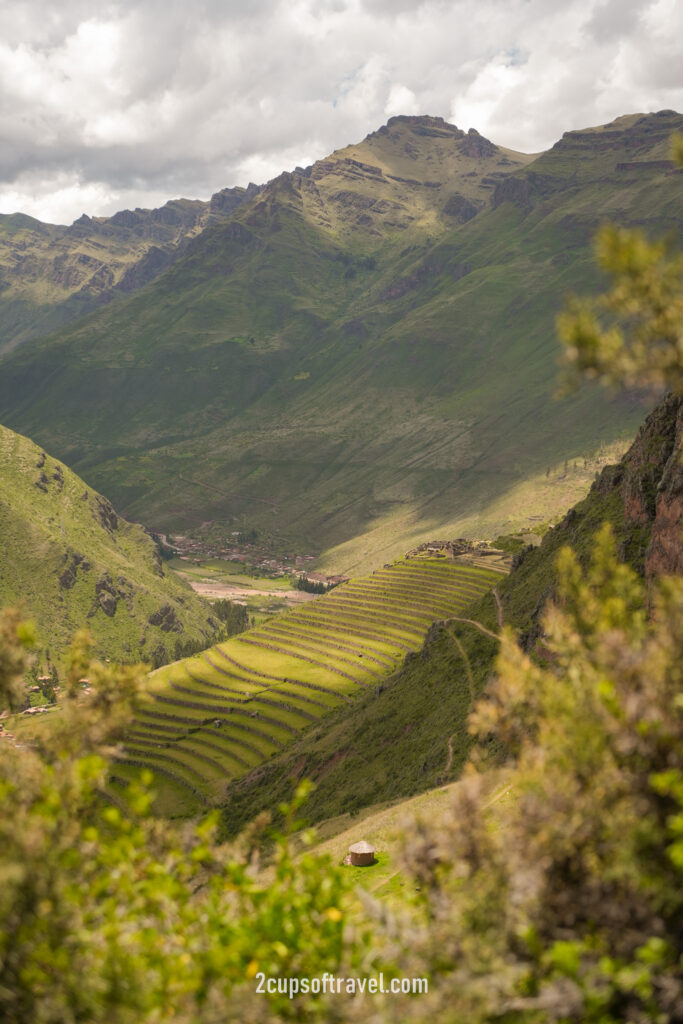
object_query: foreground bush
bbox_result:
[0,624,357,1023]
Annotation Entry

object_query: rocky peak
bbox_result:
[386,114,460,131]
[457,128,497,158]
[374,114,465,140]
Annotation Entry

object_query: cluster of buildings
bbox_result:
[169,531,322,578]
[404,538,493,558]
[167,531,353,585]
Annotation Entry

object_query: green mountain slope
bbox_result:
[0,112,680,569]
[0,424,221,666]
[221,392,682,833]
[112,558,501,814]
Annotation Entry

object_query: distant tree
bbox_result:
[296,577,327,594]
[212,599,249,636]
[149,644,167,670]
[173,636,211,661]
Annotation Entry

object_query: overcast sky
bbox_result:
[0,0,681,224]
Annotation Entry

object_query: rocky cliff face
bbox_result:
[542,392,682,580]
[492,109,683,214]
[594,392,682,579]
[643,395,683,580]
[498,392,682,650]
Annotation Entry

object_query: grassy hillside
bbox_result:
[221,392,682,832]
[301,770,512,900]
[111,558,501,815]
[0,424,221,667]
[0,112,679,567]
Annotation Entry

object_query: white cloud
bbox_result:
[0,0,680,223]
[0,175,173,226]
[385,84,420,117]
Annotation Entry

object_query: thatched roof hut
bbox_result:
[348,840,375,866]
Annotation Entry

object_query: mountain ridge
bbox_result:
[0,182,263,354]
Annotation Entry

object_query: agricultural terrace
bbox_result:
[112,559,503,812]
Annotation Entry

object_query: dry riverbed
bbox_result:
[177,576,317,606]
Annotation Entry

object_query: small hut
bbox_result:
[347,840,376,867]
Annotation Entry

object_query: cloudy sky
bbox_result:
[1,0,681,224]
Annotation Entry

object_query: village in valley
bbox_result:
[155,528,348,586]
[159,529,515,587]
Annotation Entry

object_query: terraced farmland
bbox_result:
[112,559,503,812]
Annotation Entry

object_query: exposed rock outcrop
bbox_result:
[58,552,92,591]
[504,392,682,651]
[93,496,119,534]
[561,393,681,578]
[148,604,184,633]
[458,128,497,159]
[443,193,481,222]
[93,574,119,617]
[491,176,534,211]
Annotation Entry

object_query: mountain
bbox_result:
[220,391,682,833]
[0,111,680,570]
[0,183,261,354]
[0,424,221,667]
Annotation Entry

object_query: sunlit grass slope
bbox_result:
[114,559,501,812]
[0,423,220,666]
